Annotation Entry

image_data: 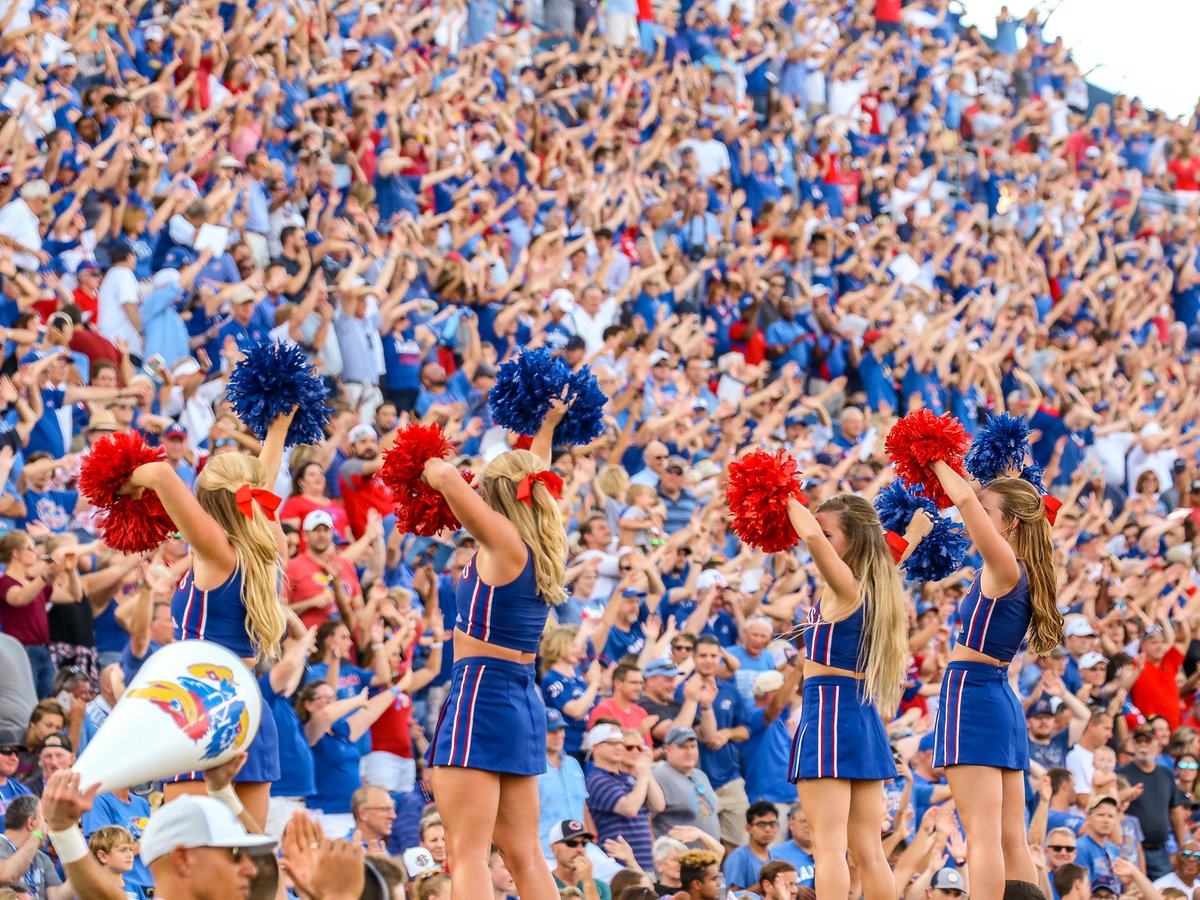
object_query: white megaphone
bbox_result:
[73,640,262,794]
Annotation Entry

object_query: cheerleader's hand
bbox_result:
[544,385,572,426]
[204,751,248,794]
[904,508,934,544]
[422,457,457,489]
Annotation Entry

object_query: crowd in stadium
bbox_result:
[0,0,1200,896]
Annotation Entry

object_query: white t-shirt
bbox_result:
[680,138,731,180]
[1152,872,1195,893]
[1066,743,1095,794]
[0,198,41,271]
[97,266,143,354]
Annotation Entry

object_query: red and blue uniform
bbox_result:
[934,568,1031,770]
[789,598,895,782]
[427,547,550,775]
[169,567,280,783]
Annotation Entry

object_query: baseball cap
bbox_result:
[663,726,698,746]
[585,723,623,751]
[1075,531,1100,548]
[664,455,688,474]
[139,795,276,864]
[1132,723,1156,740]
[753,671,785,695]
[548,819,594,844]
[145,24,165,40]
[172,357,202,379]
[37,733,72,753]
[1079,651,1107,670]
[929,868,966,894]
[86,409,118,433]
[402,847,440,879]
[1091,875,1122,897]
[362,1,382,13]
[545,709,566,731]
[1088,795,1118,812]
[917,733,936,753]
[644,659,682,678]
[549,288,574,313]
[1025,697,1055,719]
[696,569,727,591]
[348,424,376,443]
[1063,619,1096,638]
[303,510,335,532]
[647,349,671,366]
[163,423,188,441]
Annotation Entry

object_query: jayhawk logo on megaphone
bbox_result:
[72,640,261,795]
[127,664,251,760]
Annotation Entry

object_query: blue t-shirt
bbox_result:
[722,843,772,889]
[742,709,794,803]
[261,673,315,799]
[541,669,591,754]
[1074,834,1119,881]
[23,488,78,533]
[310,718,363,815]
[81,791,153,894]
[679,675,747,788]
[770,841,815,886]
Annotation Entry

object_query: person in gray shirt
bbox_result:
[0,633,35,737]
[650,727,720,843]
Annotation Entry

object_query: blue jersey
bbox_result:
[770,842,815,887]
[954,567,1031,663]
[680,675,748,788]
[455,549,548,654]
[803,598,865,672]
[310,718,363,815]
[742,708,794,803]
[261,674,314,799]
[172,566,256,658]
[541,669,591,753]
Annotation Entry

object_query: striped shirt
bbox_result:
[585,768,654,871]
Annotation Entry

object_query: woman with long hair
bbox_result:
[928,465,1063,900]
[785,493,924,900]
[119,409,295,828]
[422,403,570,900]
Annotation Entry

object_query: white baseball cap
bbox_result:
[696,569,727,590]
[549,288,574,313]
[403,847,440,879]
[348,424,376,443]
[584,723,624,751]
[1079,652,1107,670]
[139,796,276,865]
[302,510,334,532]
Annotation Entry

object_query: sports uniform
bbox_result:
[170,567,281,783]
[789,598,895,782]
[427,549,549,776]
[934,567,1031,770]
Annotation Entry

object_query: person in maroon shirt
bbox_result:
[0,531,83,699]
[60,304,122,376]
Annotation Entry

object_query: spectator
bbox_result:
[769,802,815,888]
[1118,723,1189,880]
[587,664,652,740]
[1153,838,1200,893]
[538,709,588,856]
[549,820,612,900]
[1067,711,1115,806]
[678,849,723,900]
[721,801,779,890]
[651,726,720,842]
[583,723,664,871]
[1074,796,1121,883]
[0,794,64,898]
[350,786,396,852]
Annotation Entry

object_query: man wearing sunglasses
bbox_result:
[0,727,32,809]
[550,820,612,900]
[1151,837,1200,893]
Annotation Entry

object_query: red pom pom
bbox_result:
[78,432,164,509]
[380,424,474,536]
[884,410,969,509]
[79,433,175,553]
[726,450,805,553]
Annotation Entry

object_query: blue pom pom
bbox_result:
[489,350,609,446]
[874,481,970,584]
[226,340,330,447]
[556,366,607,445]
[964,413,1033,484]
[1020,463,1047,495]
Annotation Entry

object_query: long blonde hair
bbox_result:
[478,450,567,605]
[195,453,286,661]
[983,477,1063,656]
[816,494,908,717]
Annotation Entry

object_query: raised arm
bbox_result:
[929,460,1020,595]
[786,497,859,613]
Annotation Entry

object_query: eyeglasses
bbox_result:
[362,805,396,813]
[1180,761,1200,771]
[1046,845,1076,853]
[672,644,693,651]
[562,839,588,848]
[751,820,779,829]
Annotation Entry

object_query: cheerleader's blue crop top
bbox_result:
[803,597,866,673]
[172,567,257,658]
[455,547,548,654]
[954,566,1031,664]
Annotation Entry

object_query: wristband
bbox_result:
[954,857,966,866]
[206,784,244,817]
[30,830,45,843]
[371,643,384,650]
[389,685,404,699]
[48,827,89,864]
[884,531,908,563]
[429,641,444,650]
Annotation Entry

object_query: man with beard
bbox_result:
[338,424,393,539]
[286,510,362,629]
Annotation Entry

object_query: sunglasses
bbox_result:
[1180,761,1200,771]
[1184,850,1200,861]
[619,565,633,572]
[1046,845,1076,853]
[0,746,19,755]
[672,644,693,651]
[622,744,641,751]
[562,839,588,848]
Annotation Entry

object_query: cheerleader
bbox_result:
[422,402,569,900]
[928,463,1063,900]
[118,409,294,828]
[785,494,928,900]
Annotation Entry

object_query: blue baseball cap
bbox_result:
[917,733,936,753]
[1026,697,1055,719]
[644,659,682,679]
[163,246,193,269]
[929,868,966,894]
[952,199,972,214]
[1090,875,1122,897]
[1075,531,1099,547]
[915,601,936,617]
[545,709,566,730]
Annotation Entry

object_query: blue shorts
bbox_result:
[789,675,896,782]
[171,679,281,784]
[427,656,546,776]
[934,660,1028,771]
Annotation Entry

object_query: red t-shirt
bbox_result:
[278,495,351,544]
[874,0,901,23]
[72,288,98,324]
[1169,157,1200,192]
[0,575,52,646]
[284,554,362,630]
[729,321,767,365]
[370,689,415,759]
[338,459,394,539]
[587,698,652,745]
[1131,645,1185,730]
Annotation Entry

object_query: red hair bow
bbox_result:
[1042,495,1062,526]
[516,470,564,506]
[235,484,282,522]
[884,531,909,564]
